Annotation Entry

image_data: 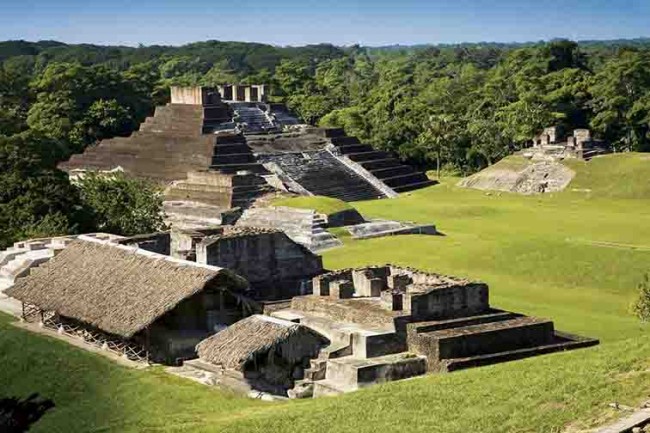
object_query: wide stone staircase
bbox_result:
[404,310,597,372]
[327,131,436,193]
[210,133,268,174]
[236,206,342,252]
[257,150,386,202]
[230,102,277,134]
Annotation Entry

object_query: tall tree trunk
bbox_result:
[436,150,441,180]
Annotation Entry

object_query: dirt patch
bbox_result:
[458,161,575,195]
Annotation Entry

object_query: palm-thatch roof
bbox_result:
[6,237,248,338]
[196,315,326,370]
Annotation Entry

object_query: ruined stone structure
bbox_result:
[263,265,598,397]
[196,226,323,300]
[58,86,435,230]
[235,206,342,252]
[528,126,610,160]
[0,233,597,398]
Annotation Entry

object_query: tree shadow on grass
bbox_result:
[0,394,55,433]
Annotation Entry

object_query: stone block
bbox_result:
[388,273,412,291]
[329,280,354,299]
[380,291,404,311]
[312,276,329,296]
[352,269,387,297]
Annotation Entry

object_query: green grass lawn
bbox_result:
[271,195,353,216]
[2,153,650,432]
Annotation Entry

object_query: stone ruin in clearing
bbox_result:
[58,85,435,231]
[0,234,598,399]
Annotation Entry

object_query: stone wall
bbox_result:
[116,232,170,255]
[407,316,556,371]
[197,227,323,300]
[171,87,207,105]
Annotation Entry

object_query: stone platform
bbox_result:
[267,264,598,397]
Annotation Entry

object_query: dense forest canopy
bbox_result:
[1,37,650,247]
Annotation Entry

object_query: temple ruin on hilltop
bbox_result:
[525,126,610,161]
[58,86,435,229]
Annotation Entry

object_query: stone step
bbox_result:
[323,352,427,391]
[215,135,247,145]
[346,151,392,163]
[304,366,326,381]
[0,249,24,267]
[210,163,269,174]
[329,136,361,146]
[352,330,407,358]
[359,158,403,170]
[418,317,556,362]
[336,143,375,154]
[381,172,430,188]
[409,310,520,334]
[369,165,416,179]
[211,153,257,165]
[392,179,437,193]
[312,379,346,397]
[213,144,252,155]
[445,334,599,372]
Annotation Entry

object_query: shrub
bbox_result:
[632,273,650,321]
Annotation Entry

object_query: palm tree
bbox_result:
[417,114,455,180]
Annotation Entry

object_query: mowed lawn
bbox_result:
[2,153,650,432]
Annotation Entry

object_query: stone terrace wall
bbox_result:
[197,228,323,300]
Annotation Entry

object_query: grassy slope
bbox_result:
[3,152,650,432]
[271,196,352,216]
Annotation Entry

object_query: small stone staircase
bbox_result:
[211,133,268,174]
[230,102,277,134]
[273,309,426,398]
[236,207,342,253]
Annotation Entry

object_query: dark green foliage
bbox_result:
[1,38,650,247]
[0,132,90,249]
[26,63,152,153]
[76,172,166,236]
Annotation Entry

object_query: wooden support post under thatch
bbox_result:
[145,327,151,363]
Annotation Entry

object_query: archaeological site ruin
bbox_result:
[0,85,600,400]
[0,232,598,398]
[58,85,434,230]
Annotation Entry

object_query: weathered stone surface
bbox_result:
[197,227,323,300]
[236,206,342,252]
[329,280,355,299]
[347,220,437,239]
[458,161,575,195]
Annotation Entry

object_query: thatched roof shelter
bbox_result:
[196,315,326,370]
[6,237,248,338]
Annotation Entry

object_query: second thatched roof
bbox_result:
[196,315,326,370]
[6,237,248,338]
